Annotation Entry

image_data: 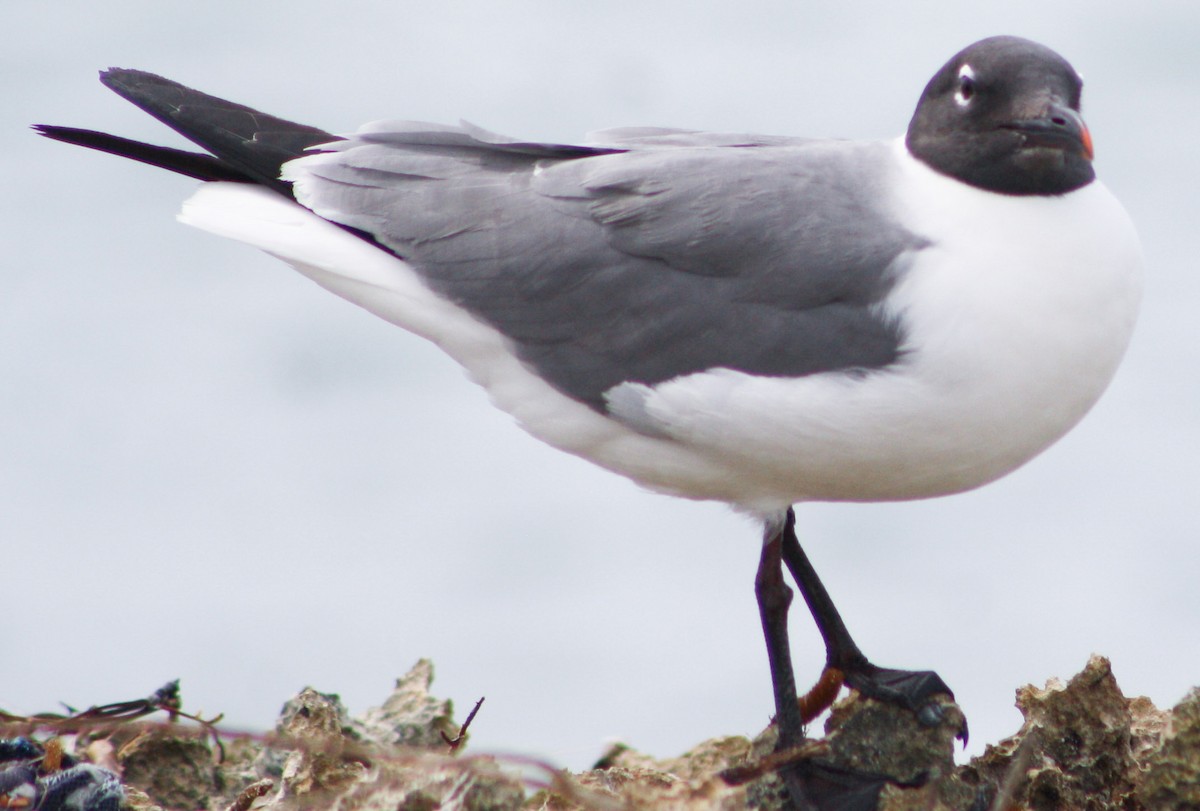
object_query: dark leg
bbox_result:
[756,514,822,809]
[778,508,962,737]
[756,518,805,748]
[752,509,962,811]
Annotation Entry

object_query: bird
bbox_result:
[36,34,1141,809]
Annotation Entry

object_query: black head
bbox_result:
[906,36,1095,196]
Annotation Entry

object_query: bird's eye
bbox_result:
[955,65,976,107]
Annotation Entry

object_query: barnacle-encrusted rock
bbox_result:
[350,658,459,750]
[4,654,1197,810]
[254,660,523,811]
[1137,686,1200,810]
[118,733,216,810]
[269,687,368,808]
[937,654,1161,810]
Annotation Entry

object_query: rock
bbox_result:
[1137,687,1200,811]
[254,660,524,811]
[4,655,1197,810]
[117,732,217,810]
[528,655,1194,811]
[946,654,1157,810]
[337,753,526,811]
[254,686,352,782]
[532,736,758,810]
[264,687,369,809]
[350,659,460,750]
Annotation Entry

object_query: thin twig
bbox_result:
[0,681,226,761]
[718,740,829,786]
[441,696,485,752]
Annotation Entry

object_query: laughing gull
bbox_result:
[37,35,1141,808]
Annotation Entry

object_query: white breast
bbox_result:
[615,138,1143,511]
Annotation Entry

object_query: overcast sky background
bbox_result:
[4,1,1197,772]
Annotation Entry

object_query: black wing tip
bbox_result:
[97,68,194,118]
[47,67,337,192]
[99,67,168,88]
[32,123,105,145]
[99,68,143,96]
[32,124,253,183]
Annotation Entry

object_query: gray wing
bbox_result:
[288,123,924,411]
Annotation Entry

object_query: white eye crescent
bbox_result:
[955,64,976,107]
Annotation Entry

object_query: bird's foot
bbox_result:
[838,662,967,744]
[795,662,967,745]
[761,667,964,811]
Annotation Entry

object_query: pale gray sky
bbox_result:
[4,0,1198,771]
